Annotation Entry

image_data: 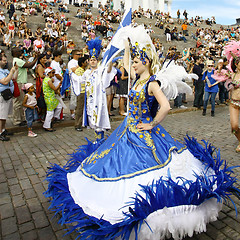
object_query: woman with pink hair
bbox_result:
[212,40,240,152]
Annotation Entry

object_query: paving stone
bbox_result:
[7,178,18,185]
[29,175,41,185]
[23,188,37,199]
[19,221,35,234]
[0,203,14,219]
[10,184,22,195]
[1,217,18,236]
[2,232,21,240]
[21,230,38,240]
[0,174,7,183]
[15,205,32,224]
[16,170,28,180]
[222,226,240,239]
[210,220,226,230]
[35,168,46,178]
[222,217,240,233]
[0,182,8,193]
[38,226,56,240]
[19,179,32,190]
[25,167,37,176]
[27,198,42,213]
[5,170,17,179]
[33,183,48,203]
[32,211,49,228]
[3,163,13,171]
[0,193,11,205]
[12,194,25,208]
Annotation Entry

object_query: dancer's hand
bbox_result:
[137,123,153,131]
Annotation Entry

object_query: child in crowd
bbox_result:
[22,83,38,137]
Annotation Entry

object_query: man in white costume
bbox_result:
[70,38,117,140]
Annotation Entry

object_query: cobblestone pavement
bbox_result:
[1,106,240,240]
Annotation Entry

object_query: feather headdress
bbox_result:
[86,37,102,59]
[223,40,240,72]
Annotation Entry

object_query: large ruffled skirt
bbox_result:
[45,117,239,240]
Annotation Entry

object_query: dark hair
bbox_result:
[232,58,240,73]
[71,49,80,56]
[78,56,88,67]
[11,47,23,57]
[53,50,62,58]
[0,53,6,61]
[38,53,46,63]
[193,56,200,62]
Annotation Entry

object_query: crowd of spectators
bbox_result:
[0,0,238,141]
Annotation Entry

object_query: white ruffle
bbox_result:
[67,149,216,224]
[125,198,222,240]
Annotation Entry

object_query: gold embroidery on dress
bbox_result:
[93,110,98,123]
[80,145,187,181]
[86,148,112,165]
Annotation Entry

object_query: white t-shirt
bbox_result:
[0,15,5,22]
[50,60,62,87]
[67,59,78,73]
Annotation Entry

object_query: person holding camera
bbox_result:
[12,48,39,126]
[0,54,18,141]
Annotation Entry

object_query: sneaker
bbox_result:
[28,131,37,137]
[179,105,188,109]
[0,133,10,141]
[18,121,27,126]
[2,129,14,136]
[202,109,206,116]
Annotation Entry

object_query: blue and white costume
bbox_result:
[46,75,240,240]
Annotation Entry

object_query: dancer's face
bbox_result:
[89,57,98,69]
[132,57,149,75]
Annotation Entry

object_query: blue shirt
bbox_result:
[202,69,218,93]
[0,68,14,93]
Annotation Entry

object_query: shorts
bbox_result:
[0,95,13,119]
[105,85,116,96]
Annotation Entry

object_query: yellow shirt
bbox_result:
[75,67,85,93]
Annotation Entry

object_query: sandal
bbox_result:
[236,144,240,153]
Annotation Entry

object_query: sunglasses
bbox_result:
[208,65,213,67]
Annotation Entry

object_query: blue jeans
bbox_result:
[203,92,217,111]
[174,94,183,107]
[25,108,38,128]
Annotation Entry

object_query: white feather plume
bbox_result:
[156,61,194,100]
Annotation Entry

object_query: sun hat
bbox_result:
[44,67,55,75]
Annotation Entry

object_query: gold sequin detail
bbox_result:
[162,133,165,137]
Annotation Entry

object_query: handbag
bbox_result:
[37,95,46,109]
[13,81,20,98]
[231,88,240,101]
[1,88,13,100]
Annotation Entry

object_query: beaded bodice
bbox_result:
[128,82,155,124]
